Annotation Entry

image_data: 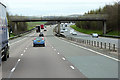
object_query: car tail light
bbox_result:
[34,38,36,40]
[42,38,44,40]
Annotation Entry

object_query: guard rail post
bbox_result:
[109,43,111,50]
[89,40,90,45]
[92,41,93,46]
[100,42,102,49]
[94,41,96,47]
[97,42,99,47]
[113,44,116,51]
[104,43,106,49]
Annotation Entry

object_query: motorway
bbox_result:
[62,26,119,48]
[2,25,119,78]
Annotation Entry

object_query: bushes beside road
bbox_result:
[75,2,119,36]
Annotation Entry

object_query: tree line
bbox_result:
[7,13,28,35]
[75,2,119,34]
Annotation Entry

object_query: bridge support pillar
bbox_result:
[14,22,18,34]
[103,21,106,35]
[58,21,61,34]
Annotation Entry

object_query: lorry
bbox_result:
[36,25,41,33]
[0,2,9,63]
[40,24,44,29]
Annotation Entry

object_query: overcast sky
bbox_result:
[0,0,118,16]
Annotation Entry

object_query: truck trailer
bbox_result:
[40,24,44,29]
[0,2,9,64]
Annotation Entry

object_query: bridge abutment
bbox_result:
[103,21,106,35]
[58,21,61,34]
[14,22,18,34]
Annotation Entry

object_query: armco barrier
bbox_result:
[65,36,118,52]
[9,28,35,40]
[53,26,118,52]
[102,35,120,38]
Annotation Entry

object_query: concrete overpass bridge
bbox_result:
[10,14,108,34]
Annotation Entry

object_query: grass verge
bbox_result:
[10,33,15,37]
[70,25,102,35]
[70,25,119,36]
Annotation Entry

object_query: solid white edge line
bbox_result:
[71,42,120,62]
[11,67,15,72]
[70,66,75,70]
[55,36,120,62]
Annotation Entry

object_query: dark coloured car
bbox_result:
[36,25,40,33]
[39,32,44,37]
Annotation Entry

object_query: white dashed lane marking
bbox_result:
[62,57,66,60]
[21,54,23,56]
[11,68,15,72]
[18,59,21,62]
[24,50,26,52]
[70,66,75,70]
[55,36,120,62]
[10,59,21,72]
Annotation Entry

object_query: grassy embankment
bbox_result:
[27,22,47,30]
[10,33,15,37]
[70,25,119,36]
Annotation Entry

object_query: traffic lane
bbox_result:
[64,26,118,47]
[9,33,86,78]
[9,31,37,58]
[9,31,38,58]
[46,27,118,78]
[2,31,37,78]
[2,33,35,78]
[9,31,36,45]
[65,26,90,36]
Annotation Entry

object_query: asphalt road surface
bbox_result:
[2,25,118,78]
[62,26,119,48]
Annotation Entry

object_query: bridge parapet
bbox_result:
[10,14,107,22]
